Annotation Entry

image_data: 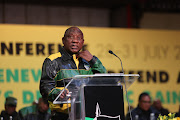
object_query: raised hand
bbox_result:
[77,50,93,62]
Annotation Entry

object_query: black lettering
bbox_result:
[26,43,33,55]
[107,70,115,73]
[16,43,23,55]
[48,44,54,55]
[36,43,45,55]
[137,71,144,83]
[128,70,135,83]
[119,70,124,73]
[177,72,180,83]
[161,46,168,58]
[128,70,134,74]
[147,71,156,83]
[175,46,180,60]
[1,42,13,55]
[58,44,63,53]
[159,71,169,83]
[144,46,150,61]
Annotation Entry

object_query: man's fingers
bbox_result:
[66,90,69,94]
[60,92,65,98]
[77,50,93,61]
[60,90,69,99]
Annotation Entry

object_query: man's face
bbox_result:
[38,102,49,113]
[63,28,84,54]
[153,100,162,110]
[5,105,16,115]
[139,95,151,111]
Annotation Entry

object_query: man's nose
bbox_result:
[72,37,79,42]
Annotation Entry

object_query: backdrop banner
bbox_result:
[0,24,179,113]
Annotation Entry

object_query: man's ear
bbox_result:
[62,37,65,44]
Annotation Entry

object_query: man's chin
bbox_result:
[70,50,79,54]
[143,108,149,111]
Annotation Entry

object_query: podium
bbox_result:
[53,73,139,120]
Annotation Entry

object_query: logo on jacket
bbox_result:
[84,65,90,70]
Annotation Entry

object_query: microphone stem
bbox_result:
[116,56,133,120]
[116,56,124,73]
[111,52,133,120]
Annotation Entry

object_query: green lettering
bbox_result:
[31,69,41,82]
[36,90,42,100]
[23,91,34,104]
[4,91,13,98]
[124,91,134,104]
[21,69,29,82]
[127,91,134,104]
[155,91,165,103]
[6,69,19,82]
[166,91,170,104]
[172,91,180,104]
[0,69,4,82]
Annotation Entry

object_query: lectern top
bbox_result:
[74,73,139,78]
[53,73,139,104]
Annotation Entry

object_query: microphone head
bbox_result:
[108,50,113,54]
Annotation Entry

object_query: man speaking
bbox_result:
[40,26,107,120]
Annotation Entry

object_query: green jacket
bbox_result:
[40,48,107,112]
[18,105,51,120]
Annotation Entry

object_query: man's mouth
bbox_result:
[71,45,78,49]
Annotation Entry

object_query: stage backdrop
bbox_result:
[0,24,179,114]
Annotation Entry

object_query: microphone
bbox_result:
[108,50,133,120]
[108,50,124,73]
